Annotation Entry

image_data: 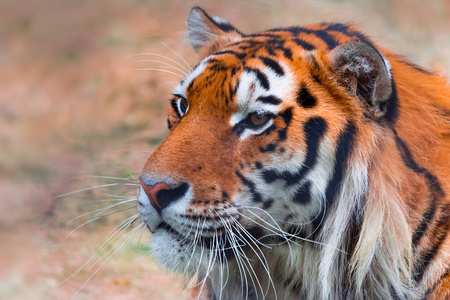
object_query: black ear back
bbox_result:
[330,42,394,120]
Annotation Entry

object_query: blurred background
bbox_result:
[0,0,449,299]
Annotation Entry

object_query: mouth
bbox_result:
[150,220,266,263]
[154,222,181,237]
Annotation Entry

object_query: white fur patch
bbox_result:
[173,58,209,97]
[230,63,294,140]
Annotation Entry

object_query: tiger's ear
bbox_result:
[187,6,243,55]
[330,41,393,120]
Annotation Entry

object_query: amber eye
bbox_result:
[179,97,189,115]
[250,113,268,126]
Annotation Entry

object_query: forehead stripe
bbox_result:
[256,95,282,105]
[215,50,246,60]
[293,38,315,51]
[269,27,339,50]
[266,41,293,60]
[244,67,270,90]
[258,56,284,76]
[313,30,339,50]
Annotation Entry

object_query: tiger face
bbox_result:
[137,7,450,300]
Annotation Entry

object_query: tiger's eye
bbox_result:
[250,113,268,126]
[180,97,189,114]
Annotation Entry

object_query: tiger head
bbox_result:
[137,7,450,300]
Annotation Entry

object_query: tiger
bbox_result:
[137,6,450,300]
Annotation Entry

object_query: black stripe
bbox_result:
[250,32,284,39]
[293,38,315,51]
[238,40,263,51]
[325,23,373,46]
[413,207,449,283]
[392,54,432,75]
[262,117,327,185]
[277,128,287,140]
[314,30,339,50]
[258,56,284,76]
[257,95,282,105]
[230,66,239,77]
[259,144,276,153]
[393,129,445,247]
[301,117,328,174]
[276,108,293,141]
[264,38,293,59]
[207,58,220,64]
[245,67,270,90]
[215,50,247,60]
[411,196,439,247]
[236,170,263,203]
[423,266,450,298]
[232,122,246,136]
[293,181,312,204]
[187,80,195,93]
[170,98,181,118]
[269,23,375,51]
[269,27,339,50]
[208,62,227,72]
[324,23,350,34]
[280,108,293,127]
[314,122,357,227]
[263,199,274,209]
[296,87,317,108]
[402,60,432,75]
[278,44,293,59]
[382,79,399,125]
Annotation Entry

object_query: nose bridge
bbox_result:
[141,120,231,183]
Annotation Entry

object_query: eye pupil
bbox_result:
[180,97,189,114]
[250,113,268,126]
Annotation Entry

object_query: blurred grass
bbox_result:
[0,0,449,299]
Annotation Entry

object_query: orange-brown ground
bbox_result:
[1,0,449,299]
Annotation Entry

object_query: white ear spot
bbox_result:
[212,16,229,25]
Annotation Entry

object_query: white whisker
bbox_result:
[66,198,135,225]
[161,42,192,71]
[83,175,137,181]
[132,68,185,78]
[131,52,190,73]
[131,59,188,75]
[55,183,122,199]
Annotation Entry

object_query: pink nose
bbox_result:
[139,178,171,210]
